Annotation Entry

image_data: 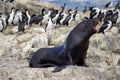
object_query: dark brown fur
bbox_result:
[29,18,99,72]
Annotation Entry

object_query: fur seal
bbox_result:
[63,18,99,66]
[29,18,99,72]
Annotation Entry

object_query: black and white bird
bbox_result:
[13,9,22,25]
[99,20,112,34]
[56,7,64,26]
[18,17,26,33]
[52,10,59,24]
[45,17,54,32]
[89,6,95,11]
[89,7,100,19]
[6,7,15,26]
[62,9,73,26]
[29,8,45,26]
[103,10,113,22]
[59,11,67,25]
[73,7,80,22]
[45,17,55,46]
[97,10,106,22]
[24,9,31,25]
[2,0,14,2]
[41,9,52,26]
[1,13,7,29]
[56,3,67,26]
[105,2,112,8]
[17,9,31,33]
[50,8,58,19]
[111,10,119,25]
[115,1,120,10]
[83,6,87,13]
[116,9,120,24]
[83,16,89,21]
[63,3,67,13]
[0,13,4,32]
[59,3,67,24]
[104,10,119,25]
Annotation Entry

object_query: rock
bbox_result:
[0,59,28,79]
[22,33,48,53]
[7,67,102,80]
[117,59,120,65]
[11,26,18,34]
[6,47,21,57]
[6,66,120,80]
[16,33,33,43]
[87,32,120,68]
[111,27,119,35]
[0,48,6,57]
[53,27,72,46]
[0,34,16,57]
[0,0,61,16]
[116,23,120,32]
[26,26,45,34]
[0,1,7,13]
[105,67,120,80]
[30,33,48,48]
[26,0,61,14]
[15,0,28,4]
[20,52,29,59]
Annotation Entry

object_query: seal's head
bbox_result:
[84,18,99,34]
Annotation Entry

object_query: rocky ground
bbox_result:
[0,0,120,80]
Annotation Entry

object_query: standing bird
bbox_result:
[111,10,119,25]
[13,9,22,25]
[6,7,15,26]
[116,9,120,24]
[104,10,119,25]
[103,10,113,22]
[24,9,31,25]
[0,13,4,32]
[50,8,58,19]
[17,10,29,33]
[115,1,120,10]
[89,7,100,19]
[89,6,95,11]
[1,13,7,29]
[56,3,67,27]
[61,3,67,13]
[2,0,14,2]
[41,9,52,26]
[29,8,45,26]
[18,16,26,33]
[45,17,55,45]
[52,10,59,24]
[97,10,106,22]
[83,6,87,13]
[73,7,80,22]
[45,17,54,32]
[105,2,112,8]
[59,11,67,25]
[99,20,112,34]
[63,9,73,26]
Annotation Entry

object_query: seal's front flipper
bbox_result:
[52,66,66,72]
